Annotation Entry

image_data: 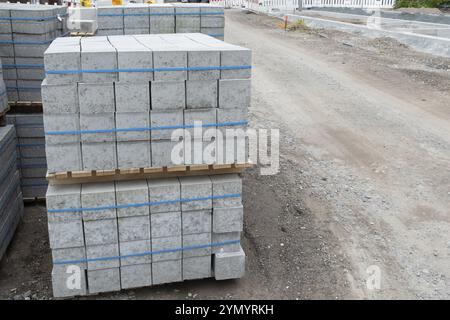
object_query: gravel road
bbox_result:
[0,9,449,300]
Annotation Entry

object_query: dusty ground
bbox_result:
[1,9,449,300]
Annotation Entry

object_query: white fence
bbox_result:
[209,0,395,10]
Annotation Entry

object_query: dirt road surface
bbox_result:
[0,9,449,300]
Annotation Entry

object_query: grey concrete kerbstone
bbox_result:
[119,240,151,266]
[211,174,242,208]
[186,80,217,109]
[213,206,244,233]
[152,50,187,81]
[115,180,149,218]
[220,47,252,79]
[183,256,212,280]
[179,176,212,211]
[46,142,82,173]
[97,7,124,30]
[84,218,118,246]
[212,232,241,254]
[175,6,200,33]
[151,140,183,167]
[88,268,121,294]
[44,113,80,144]
[152,259,182,285]
[216,107,248,135]
[117,141,151,169]
[48,219,84,249]
[18,137,46,158]
[81,39,117,82]
[182,210,212,235]
[147,178,181,213]
[183,232,211,258]
[44,43,81,85]
[86,243,120,270]
[184,108,217,138]
[150,81,185,111]
[214,246,245,280]
[151,235,182,262]
[150,110,184,140]
[121,264,152,289]
[52,265,87,298]
[151,211,181,238]
[46,184,82,223]
[124,7,149,29]
[115,82,150,112]
[82,141,117,170]
[81,182,116,221]
[218,79,251,109]
[42,80,79,114]
[78,83,115,114]
[52,246,86,270]
[115,112,150,141]
[118,215,150,242]
[149,6,175,34]
[187,49,220,80]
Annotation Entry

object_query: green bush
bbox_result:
[395,0,450,8]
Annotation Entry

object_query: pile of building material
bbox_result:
[48,175,244,296]
[43,33,251,172]
[0,58,9,123]
[0,125,24,261]
[96,4,224,40]
[43,33,251,297]
[6,113,47,200]
[0,2,67,102]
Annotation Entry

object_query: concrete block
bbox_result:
[97,7,124,30]
[179,176,212,211]
[182,210,212,235]
[151,47,187,81]
[214,246,245,280]
[218,79,251,109]
[81,39,117,82]
[80,113,115,142]
[115,112,150,141]
[213,206,243,233]
[46,142,82,173]
[0,35,14,57]
[183,232,211,258]
[82,141,117,170]
[46,184,82,223]
[147,178,180,214]
[151,235,182,262]
[86,243,120,270]
[15,57,45,80]
[149,6,175,34]
[52,246,86,270]
[151,140,182,167]
[211,174,242,208]
[187,49,220,80]
[81,182,116,221]
[84,219,118,246]
[150,110,183,140]
[121,264,152,289]
[88,268,121,294]
[150,81,185,111]
[115,180,149,218]
[221,47,252,79]
[115,82,150,112]
[18,138,46,158]
[78,83,114,114]
[124,28,149,35]
[96,29,124,36]
[0,11,12,35]
[43,113,80,144]
[124,7,149,29]
[184,108,217,138]
[151,211,181,238]
[216,107,248,135]
[186,80,217,109]
[17,80,42,101]
[2,57,16,79]
[216,136,249,164]
[175,6,200,33]
[116,141,151,169]
[118,216,150,242]
[44,42,81,84]
[47,219,84,249]
[119,240,152,266]
[42,80,79,114]
[183,256,212,280]
[52,265,87,298]
[152,259,182,285]
[212,232,241,254]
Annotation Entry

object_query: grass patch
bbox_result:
[395,0,450,8]
[278,19,310,31]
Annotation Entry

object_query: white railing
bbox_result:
[210,0,395,10]
[298,0,395,8]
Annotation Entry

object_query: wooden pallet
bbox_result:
[8,101,43,113]
[23,197,46,204]
[47,162,254,185]
[70,32,95,37]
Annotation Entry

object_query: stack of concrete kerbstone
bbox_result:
[43,33,250,297]
[0,57,9,116]
[96,4,224,40]
[6,113,47,199]
[48,174,245,297]
[42,34,251,172]
[0,3,67,102]
[0,125,24,261]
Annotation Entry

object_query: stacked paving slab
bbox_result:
[6,113,47,199]
[43,34,251,172]
[0,58,8,116]
[96,4,224,40]
[43,33,251,297]
[48,175,245,296]
[0,3,67,102]
[0,125,24,261]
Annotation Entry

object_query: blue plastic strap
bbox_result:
[7,86,41,92]
[45,121,248,136]
[0,39,53,45]
[48,193,241,213]
[45,65,251,75]
[53,239,240,265]
[3,63,44,69]
[0,16,60,22]
[17,143,46,148]
[98,11,223,17]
